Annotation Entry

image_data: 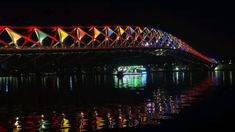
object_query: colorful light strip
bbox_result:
[0,26,217,64]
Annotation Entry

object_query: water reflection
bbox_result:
[0,71,234,131]
[214,71,234,86]
[229,71,233,86]
[5,77,211,131]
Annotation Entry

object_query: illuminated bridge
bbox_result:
[0,26,217,73]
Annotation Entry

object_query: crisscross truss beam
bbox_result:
[0,25,217,64]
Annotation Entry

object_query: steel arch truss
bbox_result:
[0,26,217,64]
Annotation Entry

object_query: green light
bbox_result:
[35,29,47,43]
[114,65,147,89]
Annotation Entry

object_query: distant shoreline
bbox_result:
[215,64,235,71]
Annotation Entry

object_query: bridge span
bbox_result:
[0,26,217,73]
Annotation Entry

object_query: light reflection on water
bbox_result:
[0,71,234,131]
[230,71,233,86]
[8,89,186,131]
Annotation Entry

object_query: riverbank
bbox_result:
[215,64,235,71]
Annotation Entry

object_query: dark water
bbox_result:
[0,71,234,131]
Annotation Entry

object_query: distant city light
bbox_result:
[175,67,179,71]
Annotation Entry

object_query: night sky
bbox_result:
[0,0,234,60]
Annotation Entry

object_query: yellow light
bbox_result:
[138,28,143,34]
[119,27,125,35]
[94,28,101,38]
[5,28,21,46]
[58,28,69,42]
